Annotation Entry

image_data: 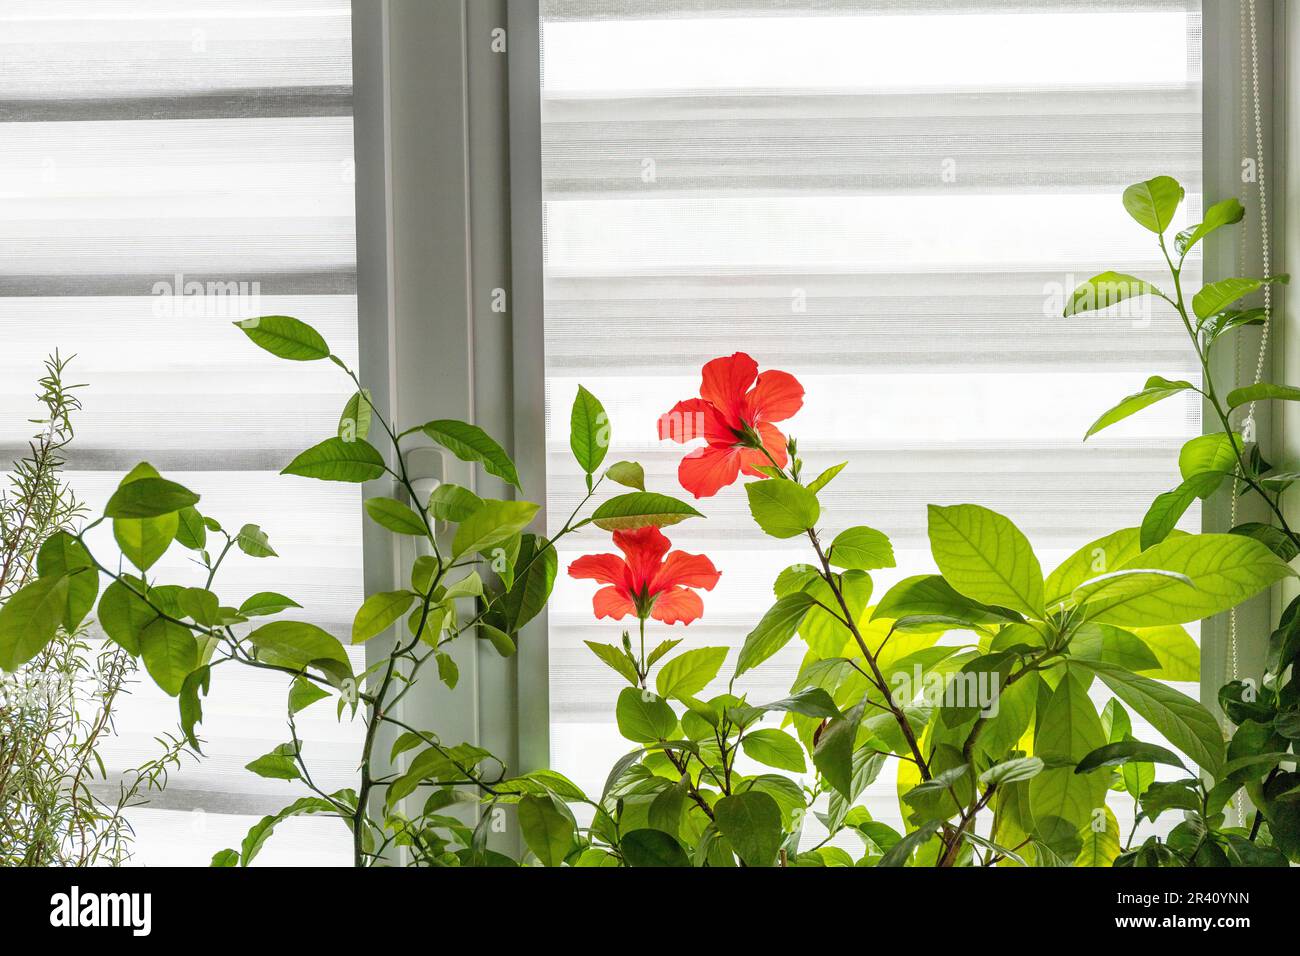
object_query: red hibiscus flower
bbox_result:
[657,352,804,498]
[568,526,720,625]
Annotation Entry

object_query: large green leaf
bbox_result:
[1134,625,1200,681]
[97,576,156,654]
[234,315,330,361]
[1083,533,1295,628]
[590,492,703,531]
[1084,376,1194,440]
[872,573,1021,627]
[1077,660,1224,777]
[338,389,373,441]
[37,531,97,631]
[828,525,895,571]
[1174,197,1245,256]
[351,590,415,644]
[615,687,676,743]
[421,419,520,489]
[1029,673,1109,837]
[745,478,819,539]
[139,618,199,696]
[517,794,575,867]
[741,728,806,773]
[735,592,816,676]
[247,621,353,681]
[714,791,783,867]
[364,497,428,536]
[1063,271,1158,317]
[655,646,728,699]
[282,437,386,483]
[1192,275,1288,322]
[451,499,539,558]
[104,477,200,519]
[1178,432,1242,485]
[0,575,69,671]
[1139,472,1224,549]
[927,504,1044,618]
[238,592,302,617]
[604,460,645,491]
[569,385,609,476]
[1044,528,1144,606]
[499,534,558,632]
[813,702,864,799]
[1225,381,1300,411]
[236,523,276,558]
[1122,175,1184,234]
[1067,623,1161,672]
[427,483,483,523]
[620,828,689,867]
[111,463,177,572]
[1075,740,1186,775]
[1072,570,1192,616]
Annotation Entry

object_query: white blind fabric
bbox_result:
[1,0,359,865]
[540,0,1203,832]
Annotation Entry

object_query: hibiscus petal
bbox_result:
[567,553,629,587]
[649,587,706,625]
[744,369,804,424]
[700,352,758,427]
[657,398,732,445]
[651,551,720,594]
[593,586,636,621]
[737,423,789,477]
[677,443,743,499]
[613,526,672,588]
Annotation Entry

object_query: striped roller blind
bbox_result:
[540,0,1204,835]
[1,0,360,865]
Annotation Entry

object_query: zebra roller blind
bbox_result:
[1,0,360,865]
[539,0,1204,832]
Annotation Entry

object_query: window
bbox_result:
[539,0,1204,828]
[1,0,360,864]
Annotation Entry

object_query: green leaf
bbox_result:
[1175,197,1245,256]
[1225,381,1300,411]
[247,621,353,681]
[620,828,689,867]
[978,756,1044,787]
[1078,660,1225,777]
[114,510,177,573]
[604,460,645,491]
[435,652,459,689]
[806,461,847,495]
[97,576,155,654]
[104,477,200,519]
[517,794,575,867]
[1075,740,1186,775]
[745,478,819,539]
[364,497,428,536]
[656,646,728,699]
[444,572,482,600]
[246,744,301,781]
[238,591,302,617]
[37,531,97,631]
[1178,432,1242,485]
[282,437,386,483]
[1072,569,1193,613]
[352,590,416,644]
[927,504,1044,617]
[589,492,703,531]
[175,506,207,551]
[615,686,676,743]
[1134,625,1199,681]
[873,573,1021,627]
[288,676,329,714]
[585,641,640,685]
[1084,532,1295,628]
[427,483,483,523]
[1067,623,1162,672]
[1084,376,1194,440]
[338,389,373,442]
[237,797,337,866]
[1030,673,1109,836]
[1193,275,1288,321]
[814,702,864,799]
[1044,528,1147,606]
[828,525,895,571]
[1122,175,1184,234]
[210,848,240,867]
[139,618,198,696]
[1063,271,1158,318]
[451,499,539,558]
[741,729,806,773]
[178,587,221,627]
[236,523,277,558]
[421,419,520,489]
[499,533,557,632]
[478,622,515,657]
[234,315,330,360]
[1139,473,1224,549]
[879,819,943,867]
[0,575,69,671]
[714,791,783,867]
[735,592,816,676]
[569,385,609,475]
